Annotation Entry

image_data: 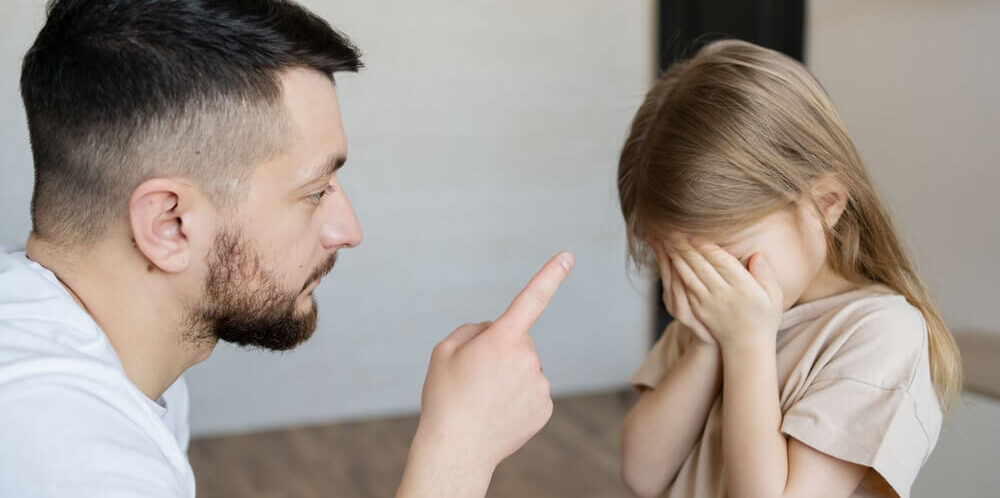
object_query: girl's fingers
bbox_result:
[672,240,727,293]
[673,270,715,344]
[698,243,753,286]
[670,263,691,316]
[653,240,672,287]
[652,241,675,315]
[667,249,710,299]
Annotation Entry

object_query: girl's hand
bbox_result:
[651,239,717,349]
[666,237,783,350]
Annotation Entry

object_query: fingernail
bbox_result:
[559,252,574,271]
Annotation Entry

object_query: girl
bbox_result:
[617,40,961,498]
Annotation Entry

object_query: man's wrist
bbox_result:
[397,422,496,498]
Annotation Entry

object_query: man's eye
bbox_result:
[308,185,335,203]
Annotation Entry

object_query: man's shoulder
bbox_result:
[0,250,90,323]
[0,373,192,497]
[0,329,194,497]
[0,291,168,444]
[0,250,122,375]
[0,325,147,434]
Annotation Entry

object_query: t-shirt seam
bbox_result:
[890,312,932,462]
[789,376,932,468]
[804,306,929,434]
[780,419,904,498]
[903,320,933,463]
[901,388,932,463]
[801,375,907,393]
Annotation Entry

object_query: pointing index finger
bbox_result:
[494,252,574,335]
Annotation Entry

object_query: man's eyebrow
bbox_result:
[302,153,347,186]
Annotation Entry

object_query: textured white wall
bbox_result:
[807,0,1000,495]
[806,0,1000,337]
[0,1,655,435]
[0,1,42,240]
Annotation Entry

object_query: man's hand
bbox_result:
[397,252,574,498]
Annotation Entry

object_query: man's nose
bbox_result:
[320,191,362,250]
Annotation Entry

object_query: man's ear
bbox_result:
[810,174,850,229]
[128,178,206,273]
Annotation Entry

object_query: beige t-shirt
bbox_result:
[630,284,942,498]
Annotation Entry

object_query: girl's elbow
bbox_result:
[620,408,669,497]
[620,454,668,498]
[622,471,667,498]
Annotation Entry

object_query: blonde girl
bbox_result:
[617,40,961,498]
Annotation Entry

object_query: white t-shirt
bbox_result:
[0,250,195,497]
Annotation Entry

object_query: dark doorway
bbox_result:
[651,0,806,341]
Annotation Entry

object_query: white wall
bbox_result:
[0,1,655,435]
[807,0,1000,495]
[806,0,1000,336]
[0,2,43,237]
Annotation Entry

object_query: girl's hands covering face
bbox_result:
[651,239,717,349]
[664,236,784,349]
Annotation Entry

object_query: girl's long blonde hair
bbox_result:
[618,39,962,412]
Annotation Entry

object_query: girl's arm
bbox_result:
[668,239,869,498]
[621,335,722,498]
[721,342,867,498]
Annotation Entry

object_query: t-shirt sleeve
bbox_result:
[0,375,189,498]
[780,304,942,498]
[630,320,690,390]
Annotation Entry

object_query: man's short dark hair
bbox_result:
[21,0,362,246]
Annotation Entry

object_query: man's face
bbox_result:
[191,68,362,350]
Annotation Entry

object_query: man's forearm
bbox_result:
[396,426,495,498]
[720,341,788,498]
[621,341,722,497]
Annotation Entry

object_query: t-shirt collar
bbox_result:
[779,283,894,331]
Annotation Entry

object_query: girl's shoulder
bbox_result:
[780,285,943,498]
[801,283,930,389]
[781,282,922,338]
[836,283,927,348]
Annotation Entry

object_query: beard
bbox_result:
[187,227,337,351]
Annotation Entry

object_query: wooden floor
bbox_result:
[189,390,637,498]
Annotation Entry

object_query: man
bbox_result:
[0,1,573,496]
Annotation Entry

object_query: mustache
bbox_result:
[301,253,338,291]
